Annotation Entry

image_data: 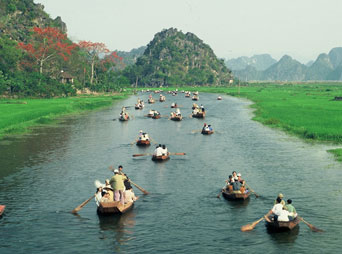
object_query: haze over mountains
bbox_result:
[226,48,342,81]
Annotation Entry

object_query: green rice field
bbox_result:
[0,94,127,139]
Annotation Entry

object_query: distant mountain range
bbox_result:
[226,48,342,81]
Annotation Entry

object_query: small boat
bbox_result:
[97,201,134,215]
[265,215,300,232]
[135,104,144,110]
[159,96,166,102]
[119,114,130,121]
[192,111,205,118]
[217,96,222,100]
[222,190,251,201]
[201,129,214,135]
[152,114,161,119]
[170,103,178,108]
[0,205,5,216]
[192,95,199,101]
[185,93,190,97]
[148,98,155,104]
[152,153,170,161]
[170,114,182,121]
[136,139,151,146]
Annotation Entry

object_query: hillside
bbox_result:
[231,47,342,81]
[125,28,233,87]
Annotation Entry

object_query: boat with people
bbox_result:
[217,96,222,100]
[170,102,178,108]
[152,152,170,161]
[152,113,161,119]
[119,113,129,121]
[201,129,214,135]
[159,95,166,102]
[264,215,300,232]
[185,92,190,97]
[170,111,182,121]
[147,109,159,118]
[192,95,199,101]
[148,98,155,104]
[192,110,205,118]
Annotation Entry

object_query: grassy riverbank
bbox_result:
[154,83,342,157]
[0,94,128,139]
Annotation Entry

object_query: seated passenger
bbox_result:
[124,186,137,203]
[270,197,284,221]
[274,193,286,206]
[162,144,168,155]
[100,191,111,202]
[277,207,292,222]
[285,199,297,220]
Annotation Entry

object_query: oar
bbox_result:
[216,189,224,198]
[245,183,259,198]
[129,179,149,195]
[241,213,269,232]
[298,216,323,232]
[149,138,158,144]
[133,153,153,157]
[169,152,186,156]
[71,194,96,214]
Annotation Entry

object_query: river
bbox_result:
[0,92,341,254]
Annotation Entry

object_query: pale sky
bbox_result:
[34,0,342,63]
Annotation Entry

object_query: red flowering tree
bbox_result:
[100,51,125,71]
[78,41,110,84]
[18,27,77,74]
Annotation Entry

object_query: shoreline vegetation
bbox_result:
[0,93,129,140]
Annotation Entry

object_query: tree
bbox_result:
[78,41,109,84]
[18,27,77,74]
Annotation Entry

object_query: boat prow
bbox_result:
[97,201,134,215]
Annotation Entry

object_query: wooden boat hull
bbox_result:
[170,116,182,121]
[222,190,250,201]
[97,201,134,215]
[201,130,214,135]
[265,216,300,232]
[148,99,155,104]
[171,105,178,108]
[152,153,170,161]
[217,97,222,100]
[136,139,150,146]
[152,114,161,119]
[192,112,205,118]
[119,116,129,121]
[192,97,199,101]
[0,205,5,216]
[135,105,143,110]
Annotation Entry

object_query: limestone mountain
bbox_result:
[262,55,307,81]
[305,53,334,80]
[126,28,233,86]
[116,46,146,66]
[226,54,277,71]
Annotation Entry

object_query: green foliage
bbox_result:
[327,148,342,162]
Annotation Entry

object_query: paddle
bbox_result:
[216,189,224,198]
[298,216,323,232]
[245,183,259,198]
[241,212,269,232]
[71,194,96,214]
[133,153,153,157]
[129,179,149,195]
[169,152,186,156]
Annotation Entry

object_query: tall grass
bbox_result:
[0,95,127,138]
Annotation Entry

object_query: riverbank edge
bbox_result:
[0,93,130,140]
[147,86,342,161]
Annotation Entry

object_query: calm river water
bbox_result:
[1,92,342,254]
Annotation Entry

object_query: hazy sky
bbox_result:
[34,0,342,63]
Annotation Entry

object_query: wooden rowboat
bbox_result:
[159,97,166,102]
[217,96,222,100]
[192,111,205,118]
[192,95,199,101]
[119,115,130,121]
[0,205,5,216]
[185,93,190,97]
[135,104,144,109]
[136,139,151,146]
[201,129,214,135]
[148,98,155,104]
[152,153,170,161]
[222,190,251,201]
[97,201,134,215]
[265,215,300,232]
[170,115,182,121]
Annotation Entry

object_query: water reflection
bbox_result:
[224,198,250,208]
[267,225,299,244]
[98,210,136,252]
